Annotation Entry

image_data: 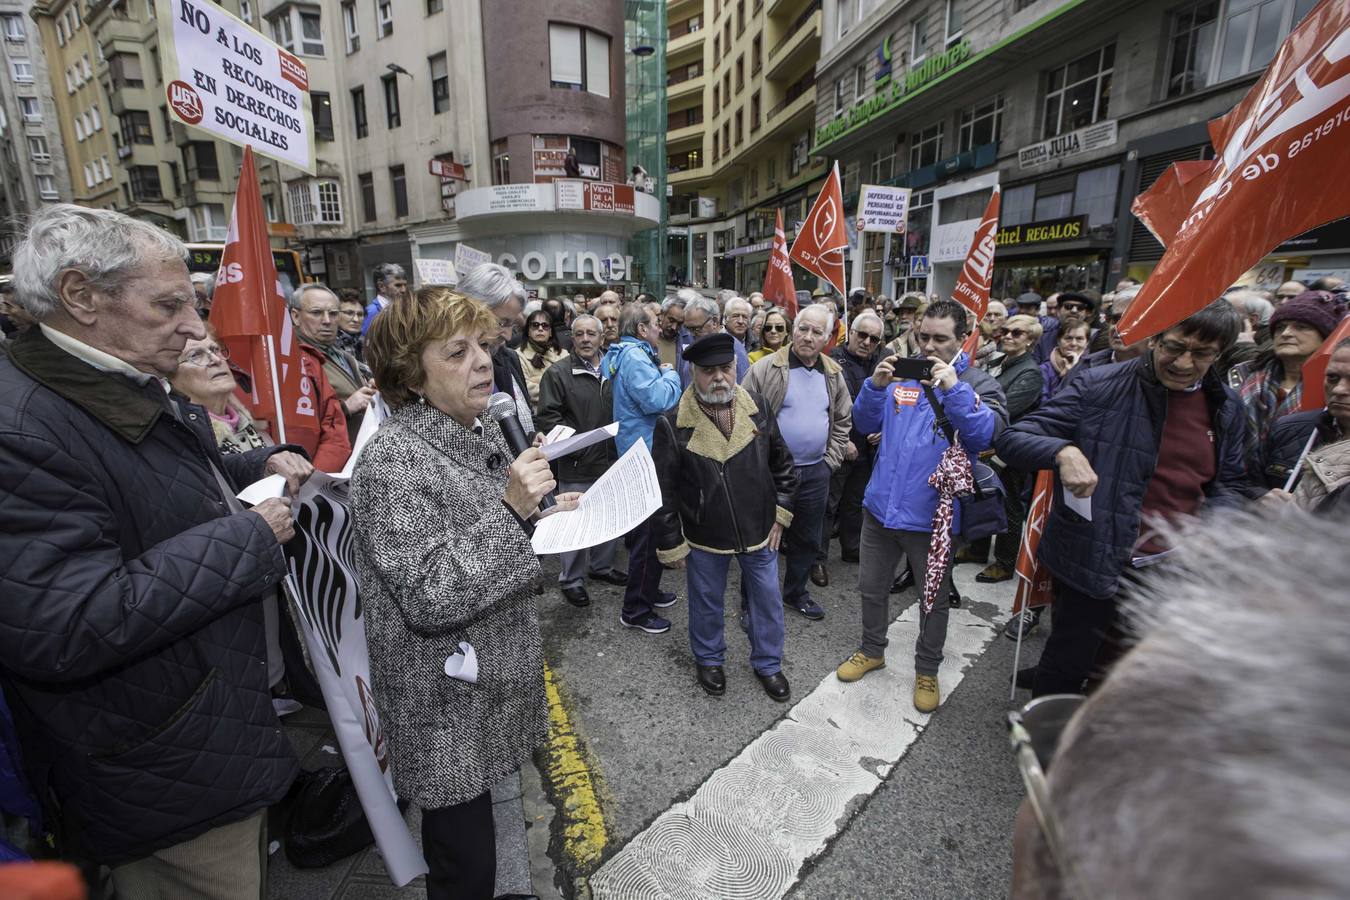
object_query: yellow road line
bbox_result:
[541,661,609,871]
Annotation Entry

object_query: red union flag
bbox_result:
[952,186,1001,356]
[1301,314,1350,410]
[1130,159,1215,248]
[1011,469,1055,615]
[209,146,318,446]
[789,162,849,296]
[762,208,798,318]
[1117,1,1350,344]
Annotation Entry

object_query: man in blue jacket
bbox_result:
[996,300,1247,697]
[835,299,1007,713]
[602,301,684,634]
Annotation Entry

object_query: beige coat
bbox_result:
[740,346,853,470]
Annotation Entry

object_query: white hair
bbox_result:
[661,294,687,312]
[457,262,525,310]
[684,295,721,324]
[571,313,600,331]
[287,282,337,312]
[12,203,187,320]
[851,309,883,332]
[799,301,836,334]
[1049,509,1350,898]
[675,287,702,305]
[522,300,544,319]
[724,296,752,317]
[1225,289,1275,325]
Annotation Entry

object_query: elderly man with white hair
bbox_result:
[0,204,312,895]
[458,261,536,435]
[288,282,376,446]
[675,289,750,387]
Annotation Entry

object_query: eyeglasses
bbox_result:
[181,344,230,367]
[1007,694,1088,899]
[528,321,553,330]
[1156,338,1219,364]
[852,331,882,344]
[1060,303,1090,314]
[689,316,721,333]
[339,309,363,319]
[763,323,787,333]
[1000,328,1029,338]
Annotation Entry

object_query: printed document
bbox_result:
[532,439,661,555]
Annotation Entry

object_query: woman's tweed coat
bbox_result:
[349,402,546,808]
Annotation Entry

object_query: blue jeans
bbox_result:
[782,461,831,606]
[687,546,785,675]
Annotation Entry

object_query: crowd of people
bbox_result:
[0,203,1347,899]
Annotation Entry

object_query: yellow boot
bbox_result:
[836,651,886,683]
[913,673,940,713]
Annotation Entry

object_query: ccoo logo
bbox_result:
[167,80,203,125]
[813,196,838,248]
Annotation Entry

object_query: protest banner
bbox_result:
[951,186,1000,356]
[790,162,849,296]
[156,0,315,173]
[855,184,912,234]
[761,209,798,317]
[1117,0,1350,344]
[454,242,494,277]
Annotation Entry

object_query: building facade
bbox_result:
[0,0,75,262]
[812,0,1328,301]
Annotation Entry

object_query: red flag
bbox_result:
[762,208,798,318]
[1011,470,1055,615]
[1301,314,1350,410]
[210,146,318,446]
[1130,159,1215,249]
[789,162,848,296]
[1117,1,1350,345]
[951,186,1000,356]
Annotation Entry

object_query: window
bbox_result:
[1034,190,1073,220]
[722,121,730,155]
[91,106,101,130]
[359,172,376,221]
[1166,0,1315,98]
[342,1,359,52]
[66,68,74,94]
[19,97,40,122]
[712,132,719,161]
[427,0,442,13]
[75,117,86,141]
[751,34,761,73]
[351,86,367,138]
[871,142,895,182]
[429,53,449,114]
[547,23,611,97]
[734,109,743,145]
[723,70,730,99]
[390,165,408,217]
[854,62,867,100]
[843,159,859,196]
[1002,184,1034,226]
[1072,163,1120,227]
[834,77,847,114]
[311,91,333,140]
[958,95,1003,152]
[317,181,342,223]
[382,74,400,129]
[37,174,58,199]
[161,104,172,134]
[272,7,324,55]
[751,92,760,131]
[714,33,719,62]
[1042,43,1113,138]
[909,122,943,170]
[912,16,930,64]
[837,0,855,39]
[120,110,154,144]
[2,15,24,41]
[28,136,50,162]
[264,194,278,221]
[109,51,144,88]
[81,55,91,79]
[190,203,228,241]
[186,141,219,180]
[737,0,745,34]
[713,84,719,115]
[82,112,93,136]
[376,0,393,37]
[287,179,343,224]
[735,56,743,92]
[11,60,33,82]
[240,0,252,23]
[492,139,509,184]
[129,166,162,201]
[945,0,963,44]
[84,163,95,188]
[101,156,111,180]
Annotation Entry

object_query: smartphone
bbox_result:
[890,356,934,382]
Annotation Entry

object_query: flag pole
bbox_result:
[265,334,287,445]
[1010,608,1025,701]
[1282,429,1319,492]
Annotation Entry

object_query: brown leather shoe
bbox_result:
[810,563,829,587]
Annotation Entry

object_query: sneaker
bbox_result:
[836,651,886,682]
[976,563,1015,583]
[620,611,671,634]
[913,673,941,713]
[652,591,678,609]
[1003,608,1042,641]
[785,596,825,620]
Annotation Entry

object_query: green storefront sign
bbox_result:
[815,40,973,148]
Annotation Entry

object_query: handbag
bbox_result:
[922,383,1008,543]
[284,767,376,868]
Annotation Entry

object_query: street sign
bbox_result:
[909,255,931,277]
[429,159,467,180]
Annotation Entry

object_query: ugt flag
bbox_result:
[1011,470,1055,616]
[789,162,849,296]
[951,186,1000,356]
[762,208,798,318]
[210,146,319,446]
[1117,0,1350,344]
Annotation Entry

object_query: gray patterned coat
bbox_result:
[349,402,547,808]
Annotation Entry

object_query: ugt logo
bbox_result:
[167,80,203,125]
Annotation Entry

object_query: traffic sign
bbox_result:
[909,255,931,278]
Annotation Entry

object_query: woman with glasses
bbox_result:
[515,302,565,409]
[749,308,790,363]
[1039,320,1091,403]
[170,331,272,454]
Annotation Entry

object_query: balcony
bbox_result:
[667,25,705,60]
[667,68,706,102]
[766,2,820,82]
[667,121,705,146]
[766,0,813,19]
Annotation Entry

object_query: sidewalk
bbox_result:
[268,706,537,899]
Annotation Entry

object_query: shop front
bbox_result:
[991,214,1112,298]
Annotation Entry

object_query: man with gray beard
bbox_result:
[651,333,799,701]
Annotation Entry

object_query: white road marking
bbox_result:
[588,573,1005,899]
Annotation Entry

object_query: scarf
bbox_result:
[695,395,735,438]
[1238,359,1302,465]
[210,400,269,455]
[924,437,975,613]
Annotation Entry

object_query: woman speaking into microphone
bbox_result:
[350,287,578,899]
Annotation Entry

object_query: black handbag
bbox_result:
[923,383,1008,543]
[284,767,376,868]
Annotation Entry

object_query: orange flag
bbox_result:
[789,162,848,296]
[210,146,318,446]
[1301,314,1350,411]
[1130,159,1215,249]
[1117,1,1350,345]
[762,208,798,318]
[952,185,1000,356]
[1011,469,1055,615]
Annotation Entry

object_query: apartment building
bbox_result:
[0,0,74,261]
[665,0,829,292]
[813,0,1335,300]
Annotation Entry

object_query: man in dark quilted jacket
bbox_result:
[997,299,1248,698]
[0,205,305,897]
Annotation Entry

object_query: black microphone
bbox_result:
[488,392,555,510]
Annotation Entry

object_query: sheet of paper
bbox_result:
[443,642,479,684]
[543,424,576,445]
[541,421,619,462]
[1062,485,1093,521]
[340,396,388,479]
[532,439,661,555]
[237,473,287,505]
